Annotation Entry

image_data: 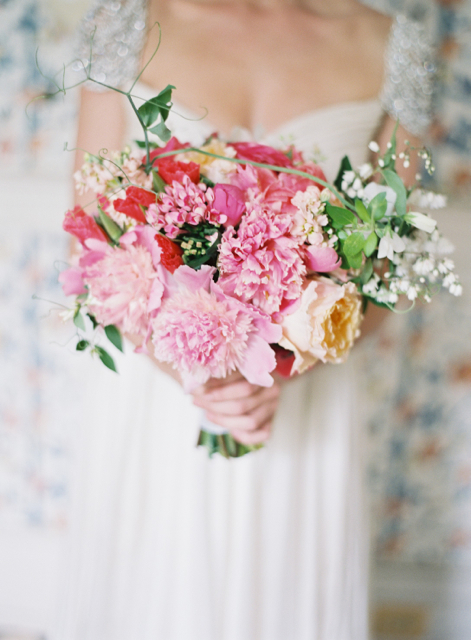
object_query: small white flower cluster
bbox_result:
[341,170,365,199]
[408,188,447,210]
[74,156,117,195]
[363,229,462,304]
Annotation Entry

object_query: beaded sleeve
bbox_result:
[74,0,148,91]
[381,15,436,138]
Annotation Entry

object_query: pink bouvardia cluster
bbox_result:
[217,203,306,318]
[148,175,228,238]
[151,266,282,391]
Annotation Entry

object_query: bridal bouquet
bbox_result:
[59,85,461,458]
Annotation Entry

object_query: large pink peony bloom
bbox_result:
[217,204,306,317]
[82,231,164,336]
[151,265,282,391]
[150,175,226,238]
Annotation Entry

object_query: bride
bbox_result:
[60,0,433,638]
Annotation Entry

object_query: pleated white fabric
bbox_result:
[59,91,384,640]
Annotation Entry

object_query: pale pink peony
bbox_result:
[152,175,226,238]
[83,234,163,336]
[217,204,306,317]
[279,277,363,373]
[151,265,282,391]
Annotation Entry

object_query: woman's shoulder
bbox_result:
[381,14,436,137]
[74,0,148,91]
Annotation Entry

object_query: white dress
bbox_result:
[59,5,434,640]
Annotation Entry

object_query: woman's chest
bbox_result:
[140,6,388,134]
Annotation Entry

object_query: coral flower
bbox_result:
[114,186,156,224]
[63,206,108,246]
[217,204,306,317]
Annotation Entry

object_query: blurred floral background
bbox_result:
[0,0,470,638]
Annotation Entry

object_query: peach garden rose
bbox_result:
[279,277,363,374]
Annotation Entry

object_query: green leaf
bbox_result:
[148,121,171,142]
[104,324,124,353]
[134,139,159,149]
[355,198,370,223]
[382,169,407,217]
[360,258,374,285]
[370,192,388,221]
[137,85,175,127]
[326,203,356,229]
[152,170,167,193]
[348,252,363,270]
[76,339,89,351]
[73,310,86,331]
[343,232,365,257]
[334,155,353,192]
[364,231,378,257]
[98,208,123,243]
[200,175,215,188]
[87,313,99,329]
[94,346,117,373]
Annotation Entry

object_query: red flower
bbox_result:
[114,186,156,224]
[155,234,184,274]
[147,136,189,165]
[156,157,200,185]
[231,142,294,169]
[272,344,295,378]
[63,206,108,246]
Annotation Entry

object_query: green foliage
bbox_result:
[138,84,175,144]
[98,208,124,243]
[360,258,373,285]
[355,199,370,223]
[343,232,365,257]
[152,170,166,193]
[334,155,353,192]
[76,339,89,351]
[94,346,117,373]
[104,325,124,353]
[73,309,86,331]
[370,192,388,221]
[382,169,407,217]
[325,203,356,229]
[364,231,378,257]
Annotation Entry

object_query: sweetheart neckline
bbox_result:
[132,80,383,140]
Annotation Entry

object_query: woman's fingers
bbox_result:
[205,398,279,434]
[193,378,262,403]
[194,384,279,416]
[231,421,272,445]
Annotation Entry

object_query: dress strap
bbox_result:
[74,0,148,91]
[381,14,436,137]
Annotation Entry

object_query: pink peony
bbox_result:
[304,245,341,272]
[83,233,163,336]
[217,204,306,317]
[151,265,282,391]
[152,175,225,238]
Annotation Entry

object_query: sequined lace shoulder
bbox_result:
[74,0,148,91]
[381,14,436,137]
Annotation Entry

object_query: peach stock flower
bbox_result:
[279,277,362,374]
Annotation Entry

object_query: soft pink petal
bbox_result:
[173,264,216,292]
[58,267,86,296]
[238,333,277,387]
[304,245,341,273]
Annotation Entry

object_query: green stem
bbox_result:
[127,94,151,171]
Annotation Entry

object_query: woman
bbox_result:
[60,0,433,638]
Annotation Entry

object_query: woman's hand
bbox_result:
[192,372,281,445]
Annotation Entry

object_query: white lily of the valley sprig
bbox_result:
[408,188,447,210]
[362,183,397,217]
[405,211,437,234]
[377,229,406,260]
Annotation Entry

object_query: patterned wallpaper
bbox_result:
[0,0,470,565]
